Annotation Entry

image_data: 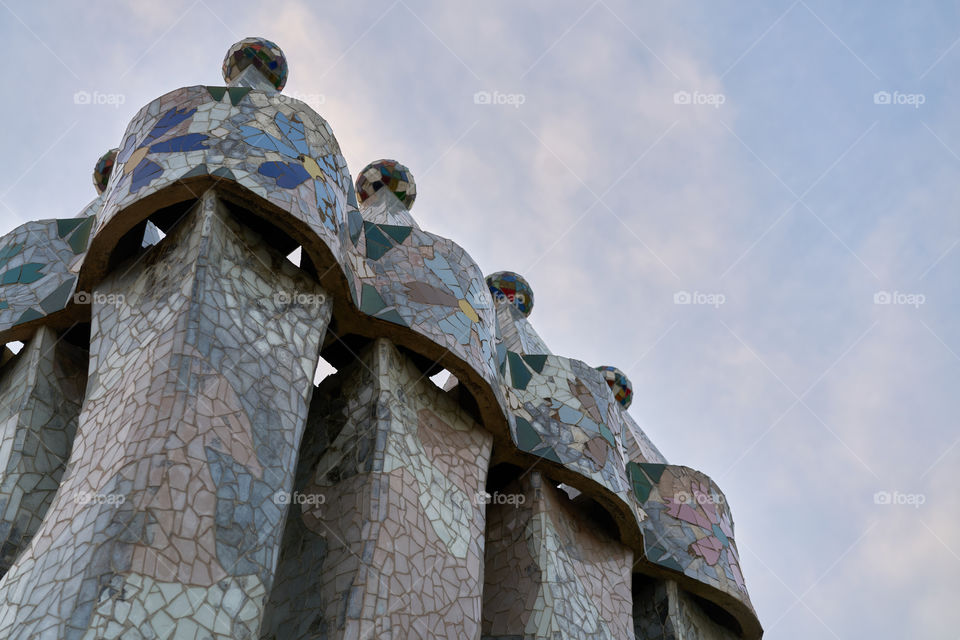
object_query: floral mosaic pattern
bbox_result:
[0,217,92,330]
[628,463,747,596]
[117,106,209,193]
[501,349,655,529]
[242,110,345,234]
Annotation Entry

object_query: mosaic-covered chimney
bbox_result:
[0,38,762,639]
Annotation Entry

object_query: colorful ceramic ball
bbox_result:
[355,159,416,210]
[93,148,119,194]
[485,271,534,317]
[222,37,288,91]
[597,365,633,409]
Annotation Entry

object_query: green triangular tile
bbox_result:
[531,446,562,463]
[181,164,209,179]
[507,351,532,390]
[14,307,44,325]
[67,217,94,254]
[348,210,363,246]
[363,222,392,260]
[57,218,84,238]
[627,462,653,502]
[639,463,667,484]
[0,242,23,265]
[18,263,45,284]
[39,277,76,314]
[379,224,412,245]
[374,308,407,327]
[521,354,547,373]
[359,284,387,315]
[211,167,236,181]
[515,416,541,451]
[1,266,21,285]
[205,86,227,102]
[227,86,252,106]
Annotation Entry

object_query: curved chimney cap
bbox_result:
[596,365,633,409]
[356,159,417,210]
[222,37,288,92]
[92,148,119,194]
[485,271,534,317]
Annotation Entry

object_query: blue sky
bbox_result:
[1,1,958,637]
